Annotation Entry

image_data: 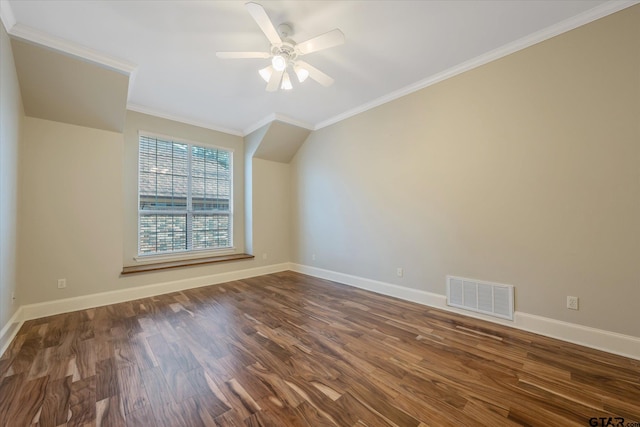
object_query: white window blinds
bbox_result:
[138,135,232,255]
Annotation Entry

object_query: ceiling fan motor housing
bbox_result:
[272,41,297,66]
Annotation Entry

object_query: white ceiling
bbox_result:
[3,0,634,135]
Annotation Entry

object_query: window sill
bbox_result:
[133,248,236,263]
[121,253,254,275]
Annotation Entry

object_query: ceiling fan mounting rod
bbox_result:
[277,23,293,39]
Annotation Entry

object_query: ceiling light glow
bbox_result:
[272,55,287,71]
[259,66,272,82]
[294,65,309,83]
[281,72,293,90]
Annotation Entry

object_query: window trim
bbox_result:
[137,130,234,257]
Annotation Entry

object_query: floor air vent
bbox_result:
[446,276,514,320]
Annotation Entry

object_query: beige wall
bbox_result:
[0,22,24,337]
[18,114,291,305]
[252,158,290,265]
[19,117,125,304]
[244,124,270,254]
[291,6,640,337]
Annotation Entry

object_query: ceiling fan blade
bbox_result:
[245,2,282,46]
[295,29,345,55]
[216,52,270,59]
[266,68,284,92]
[295,61,334,87]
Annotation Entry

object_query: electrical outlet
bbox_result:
[567,296,578,310]
[262,253,268,260]
[396,267,403,278]
[312,254,316,261]
[57,278,67,289]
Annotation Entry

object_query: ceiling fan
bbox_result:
[216,2,345,92]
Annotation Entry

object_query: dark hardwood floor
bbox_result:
[1,271,638,426]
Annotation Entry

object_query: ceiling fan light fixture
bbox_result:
[259,66,272,82]
[294,65,309,83]
[272,55,287,71]
[281,71,293,90]
[217,2,343,92]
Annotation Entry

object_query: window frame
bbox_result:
[137,131,234,258]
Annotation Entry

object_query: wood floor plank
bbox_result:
[0,373,27,425]
[151,402,190,427]
[117,365,149,415]
[186,369,232,418]
[95,358,118,401]
[139,366,176,408]
[213,410,245,427]
[74,338,97,380]
[8,332,45,376]
[245,408,291,427]
[124,403,156,427]
[146,334,199,403]
[39,375,72,427]
[0,356,13,379]
[1,271,638,426]
[67,376,96,427]
[294,401,338,427]
[179,397,208,427]
[95,395,125,427]
[6,375,48,426]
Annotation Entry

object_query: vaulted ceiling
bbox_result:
[2,0,635,136]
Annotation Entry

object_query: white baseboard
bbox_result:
[5,262,639,362]
[290,263,640,361]
[20,263,290,322]
[0,306,24,357]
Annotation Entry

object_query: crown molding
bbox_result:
[8,23,136,76]
[272,113,314,131]
[126,68,138,103]
[314,0,640,130]
[243,113,314,136]
[0,0,16,31]
[243,114,276,136]
[5,0,636,135]
[126,103,244,137]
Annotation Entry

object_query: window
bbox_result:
[138,134,232,255]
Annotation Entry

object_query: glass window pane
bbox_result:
[139,135,232,255]
[191,145,231,212]
[192,214,231,249]
[139,136,189,211]
[139,214,187,254]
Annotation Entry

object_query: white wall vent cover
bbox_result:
[446,275,514,320]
